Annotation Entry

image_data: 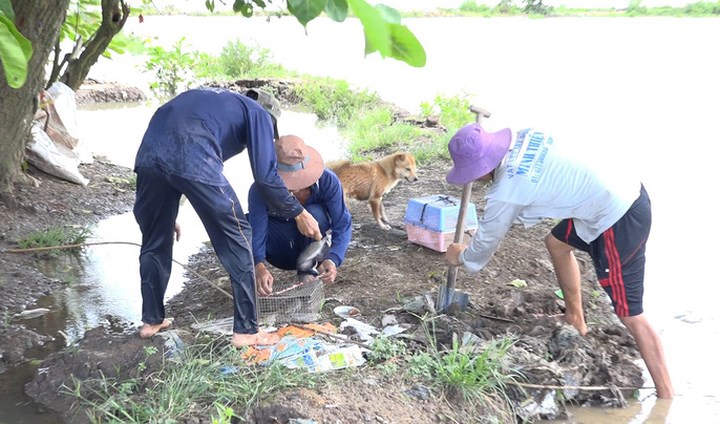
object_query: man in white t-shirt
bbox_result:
[444,123,673,399]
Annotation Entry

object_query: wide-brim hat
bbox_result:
[275,135,324,191]
[446,123,512,185]
[245,88,281,138]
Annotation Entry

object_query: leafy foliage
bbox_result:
[0,2,32,88]
[291,77,380,125]
[144,37,198,98]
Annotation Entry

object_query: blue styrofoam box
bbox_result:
[403,194,478,233]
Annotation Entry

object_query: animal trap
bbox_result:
[257,278,324,325]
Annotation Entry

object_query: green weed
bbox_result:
[291,77,380,126]
[65,336,319,423]
[407,320,518,419]
[17,226,91,251]
[144,37,198,99]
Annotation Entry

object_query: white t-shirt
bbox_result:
[460,128,641,273]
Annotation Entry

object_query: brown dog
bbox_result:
[329,152,418,230]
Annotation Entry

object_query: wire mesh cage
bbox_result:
[257,278,324,325]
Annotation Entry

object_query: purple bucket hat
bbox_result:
[446,123,512,185]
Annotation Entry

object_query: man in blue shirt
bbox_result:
[133,88,321,347]
[248,135,352,296]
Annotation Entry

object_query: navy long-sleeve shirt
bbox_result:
[134,88,302,219]
[248,169,352,267]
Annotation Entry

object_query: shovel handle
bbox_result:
[439,105,485,310]
[445,181,473,296]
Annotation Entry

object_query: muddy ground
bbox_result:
[0,82,646,423]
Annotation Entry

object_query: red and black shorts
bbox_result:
[550,185,651,317]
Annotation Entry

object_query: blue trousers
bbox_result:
[133,168,257,334]
[263,203,330,271]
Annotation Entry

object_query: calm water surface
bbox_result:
[2,16,718,423]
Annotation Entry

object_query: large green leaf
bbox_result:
[287,0,326,28]
[347,0,390,57]
[388,23,426,67]
[0,13,32,89]
[0,0,13,21]
[374,3,401,23]
[324,0,348,22]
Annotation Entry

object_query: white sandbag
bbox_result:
[26,122,89,186]
[43,82,94,164]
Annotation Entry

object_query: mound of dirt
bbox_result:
[0,82,646,423]
[75,78,147,105]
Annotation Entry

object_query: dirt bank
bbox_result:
[0,81,646,423]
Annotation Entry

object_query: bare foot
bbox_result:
[231,331,280,348]
[139,319,172,339]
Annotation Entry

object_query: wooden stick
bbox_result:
[509,381,655,391]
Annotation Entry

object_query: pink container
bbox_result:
[405,223,476,253]
[404,194,478,252]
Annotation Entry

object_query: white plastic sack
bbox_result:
[42,82,94,164]
[26,122,89,186]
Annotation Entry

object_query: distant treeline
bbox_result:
[430,0,720,17]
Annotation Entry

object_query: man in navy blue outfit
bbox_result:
[133,88,321,347]
[248,135,352,296]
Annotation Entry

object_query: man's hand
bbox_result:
[317,259,337,284]
[445,243,466,267]
[255,263,274,297]
[294,209,321,241]
[174,222,182,242]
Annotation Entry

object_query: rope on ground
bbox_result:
[2,241,234,300]
[509,381,656,391]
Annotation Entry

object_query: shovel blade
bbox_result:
[436,286,470,312]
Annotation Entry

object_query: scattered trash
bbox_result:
[554,289,564,299]
[13,307,52,320]
[509,278,527,288]
[339,317,380,343]
[381,324,409,338]
[333,305,360,319]
[160,330,186,359]
[282,343,366,373]
[381,314,397,326]
[219,365,238,375]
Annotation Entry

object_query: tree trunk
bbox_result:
[60,0,130,91]
[0,0,70,194]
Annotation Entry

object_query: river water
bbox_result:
[3,15,719,424]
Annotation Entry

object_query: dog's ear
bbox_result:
[395,153,406,163]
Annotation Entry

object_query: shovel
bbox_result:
[436,181,473,312]
[436,105,491,312]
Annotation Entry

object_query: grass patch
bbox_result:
[65,336,320,423]
[408,321,519,421]
[342,107,426,161]
[17,226,91,252]
[290,77,381,126]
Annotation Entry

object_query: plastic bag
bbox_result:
[26,122,89,186]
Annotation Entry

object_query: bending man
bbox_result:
[133,88,321,347]
[444,124,673,399]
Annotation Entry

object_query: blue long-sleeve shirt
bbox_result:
[248,169,352,267]
[134,88,302,219]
